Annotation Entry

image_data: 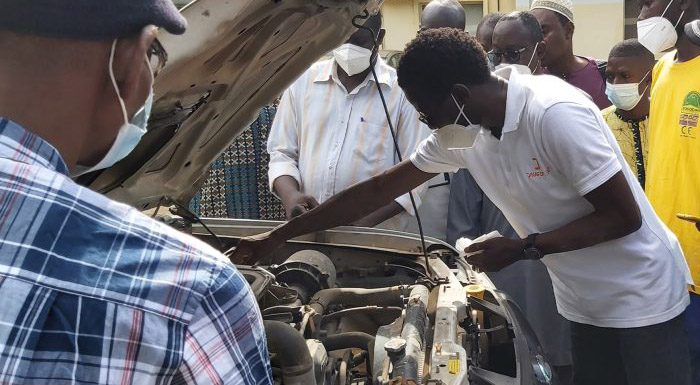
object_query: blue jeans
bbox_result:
[687,292,700,385]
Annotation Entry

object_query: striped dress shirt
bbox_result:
[0,119,272,384]
[267,58,430,230]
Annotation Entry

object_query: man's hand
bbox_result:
[272,176,320,219]
[283,192,319,219]
[465,237,526,272]
[227,231,282,265]
[257,161,435,258]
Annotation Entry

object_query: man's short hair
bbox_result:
[477,12,506,33]
[497,11,544,44]
[398,28,490,101]
[609,38,655,64]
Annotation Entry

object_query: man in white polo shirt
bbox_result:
[233,28,694,384]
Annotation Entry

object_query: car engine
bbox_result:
[231,236,556,385]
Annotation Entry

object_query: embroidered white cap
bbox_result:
[531,0,574,23]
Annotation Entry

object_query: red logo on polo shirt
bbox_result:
[527,158,551,178]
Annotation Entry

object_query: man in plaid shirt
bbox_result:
[0,1,272,384]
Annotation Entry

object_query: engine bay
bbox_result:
[206,221,557,385]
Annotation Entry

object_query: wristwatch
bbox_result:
[523,233,544,260]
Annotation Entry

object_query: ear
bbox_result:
[643,70,653,87]
[451,84,471,103]
[565,21,575,41]
[537,41,547,59]
[377,29,386,46]
[111,26,157,104]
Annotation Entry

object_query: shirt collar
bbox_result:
[0,118,69,175]
[314,57,393,88]
[500,70,528,135]
[613,109,648,124]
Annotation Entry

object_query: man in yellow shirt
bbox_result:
[687,17,700,235]
[639,0,700,383]
[601,39,654,188]
[689,19,700,236]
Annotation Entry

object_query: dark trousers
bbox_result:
[686,292,700,385]
[571,314,691,385]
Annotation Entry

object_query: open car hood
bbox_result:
[80,0,381,210]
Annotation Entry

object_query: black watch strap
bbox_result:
[523,233,543,260]
[525,233,538,249]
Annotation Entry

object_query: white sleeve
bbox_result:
[409,133,464,174]
[267,86,302,193]
[540,103,622,196]
[393,95,432,214]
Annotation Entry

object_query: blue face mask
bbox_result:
[72,39,153,177]
[605,71,650,111]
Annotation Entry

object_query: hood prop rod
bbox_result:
[351,10,435,280]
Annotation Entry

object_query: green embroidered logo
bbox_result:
[680,91,699,138]
[683,91,700,109]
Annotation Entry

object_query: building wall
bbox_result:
[382,0,421,51]
[515,0,624,60]
[383,0,623,60]
[382,0,517,51]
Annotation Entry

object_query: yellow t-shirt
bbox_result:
[602,106,649,187]
[647,52,700,293]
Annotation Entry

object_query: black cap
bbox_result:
[0,0,187,40]
[686,20,700,47]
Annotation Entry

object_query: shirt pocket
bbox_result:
[353,121,391,164]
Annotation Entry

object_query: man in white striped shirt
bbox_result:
[267,14,430,230]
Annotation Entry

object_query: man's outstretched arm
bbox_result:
[351,201,405,228]
[231,160,436,264]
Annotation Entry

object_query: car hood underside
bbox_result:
[81,0,380,211]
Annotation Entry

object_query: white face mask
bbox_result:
[73,39,154,177]
[332,43,372,76]
[435,93,481,150]
[637,0,685,54]
[493,42,540,75]
[605,71,651,111]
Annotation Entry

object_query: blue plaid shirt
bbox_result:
[0,119,273,384]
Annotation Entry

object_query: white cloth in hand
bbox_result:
[454,230,503,258]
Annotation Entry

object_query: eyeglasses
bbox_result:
[488,46,529,65]
[147,39,168,78]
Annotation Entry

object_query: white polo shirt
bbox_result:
[410,71,692,328]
